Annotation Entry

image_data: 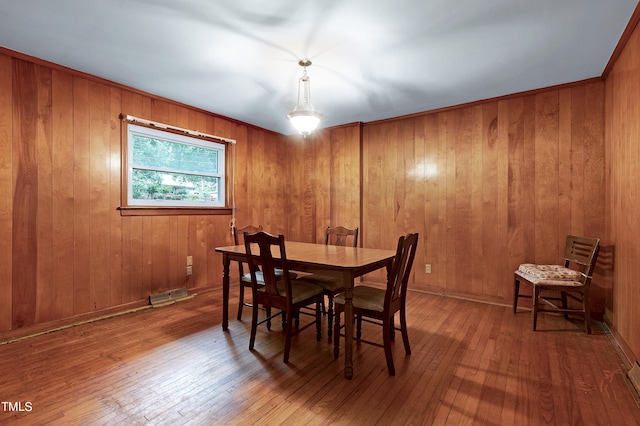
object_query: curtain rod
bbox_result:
[121,114,236,145]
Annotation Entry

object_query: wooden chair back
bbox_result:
[563,235,600,283]
[243,231,292,301]
[325,226,359,247]
[385,233,419,310]
[232,224,262,277]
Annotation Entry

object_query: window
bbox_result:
[125,123,226,209]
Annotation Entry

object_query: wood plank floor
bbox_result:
[0,285,638,425]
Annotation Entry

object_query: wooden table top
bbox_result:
[215,241,395,269]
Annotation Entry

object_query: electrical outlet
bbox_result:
[186,265,193,275]
[186,255,193,266]
[425,264,432,274]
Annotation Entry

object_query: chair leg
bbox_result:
[327,293,334,339]
[390,315,395,341]
[561,291,569,319]
[356,315,362,340]
[513,278,520,313]
[316,301,322,341]
[266,307,272,331]
[400,308,411,355]
[284,309,293,363]
[333,310,341,359]
[249,300,259,351]
[532,285,540,331]
[382,317,395,376]
[237,283,245,320]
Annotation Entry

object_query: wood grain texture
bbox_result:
[356,86,606,307]
[0,52,280,334]
[0,288,637,425]
[35,64,54,324]
[284,125,361,246]
[72,76,91,316]
[0,54,12,331]
[604,13,640,363]
[51,69,75,320]
[12,59,38,328]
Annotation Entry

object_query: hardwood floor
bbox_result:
[0,285,638,425]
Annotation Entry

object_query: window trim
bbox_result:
[119,115,235,216]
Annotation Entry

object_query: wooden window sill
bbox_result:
[118,206,232,216]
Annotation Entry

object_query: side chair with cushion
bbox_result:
[333,232,419,376]
[244,231,324,363]
[296,226,359,338]
[513,235,600,334]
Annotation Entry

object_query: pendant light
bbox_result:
[287,59,323,136]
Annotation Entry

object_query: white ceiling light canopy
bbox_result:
[288,59,323,136]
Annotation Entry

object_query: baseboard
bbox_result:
[0,299,149,345]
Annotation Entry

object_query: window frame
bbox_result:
[120,119,233,216]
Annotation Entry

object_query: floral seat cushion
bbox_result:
[517,264,581,280]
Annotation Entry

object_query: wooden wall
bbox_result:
[288,83,606,307]
[0,51,287,334]
[283,125,362,243]
[362,86,607,304]
[604,14,640,362]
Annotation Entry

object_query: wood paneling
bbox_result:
[12,59,39,328]
[0,51,285,335]
[35,64,54,323]
[51,69,75,320]
[605,12,640,362]
[72,76,91,316]
[355,86,606,305]
[0,54,12,331]
[284,125,361,245]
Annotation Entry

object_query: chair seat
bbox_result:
[256,280,323,304]
[517,264,581,280]
[241,270,297,284]
[515,270,584,287]
[334,285,386,312]
[296,274,343,292]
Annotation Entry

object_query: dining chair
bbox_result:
[333,232,419,376]
[233,224,263,321]
[244,231,324,363]
[513,235,600,333]
[233,224,297,321]
[296,226,359,338]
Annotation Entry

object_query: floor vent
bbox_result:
[629,361,640,397]
[149,287,190,307]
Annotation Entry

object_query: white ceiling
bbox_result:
[0,0,638,135]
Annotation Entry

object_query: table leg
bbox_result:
[222,254,230,331]
[343,283,354,380]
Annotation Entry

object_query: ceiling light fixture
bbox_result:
[288,59,323,136]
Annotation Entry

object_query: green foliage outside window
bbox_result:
[126,124,225,207]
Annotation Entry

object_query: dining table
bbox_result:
[215,240,396,379]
